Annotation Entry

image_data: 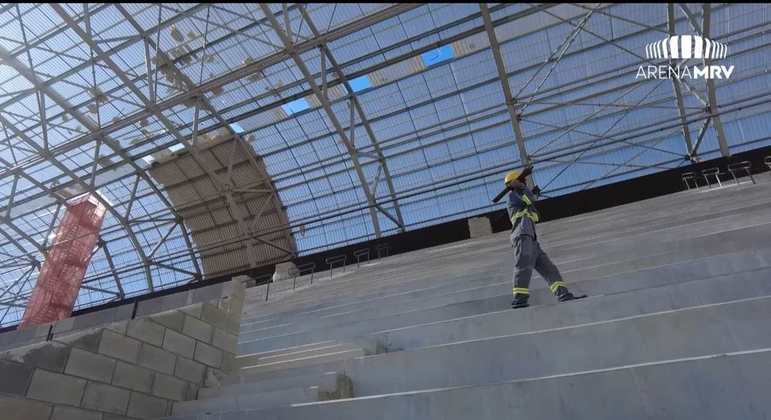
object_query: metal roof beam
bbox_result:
[481,3,531,177]
[0,3,420,176]
[298,4,405,232]
[0,9,759,235]
[259,3,385,238]
[700,3,731,158]
[667,4,695,159]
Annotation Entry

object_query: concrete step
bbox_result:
[238,246,771,353]
[162,347,771,420]
[375,266,771,352]
[242,180,771,315]
[231,267,771,387]
[173,385,320,416]
[237,344,365,376]
[240,215,771,328]
[336,294,771,397]
[204,371,340,399]
[236,342,362,368]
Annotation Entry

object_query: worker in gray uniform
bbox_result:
[502,168,586,309]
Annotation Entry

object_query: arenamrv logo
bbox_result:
[636,35,734,80]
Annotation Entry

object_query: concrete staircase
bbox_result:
[163,174,771,419]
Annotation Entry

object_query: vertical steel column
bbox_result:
[667,4,695,157]
[480,3,532,182]
[701,3,731,158]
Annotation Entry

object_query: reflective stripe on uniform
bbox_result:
[513,287,530,295]
[511,209,540,223]
[549,281,567,293]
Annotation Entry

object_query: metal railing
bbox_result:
[701,167,730,188]
[295,262,317,288]
[376,243,391,258]
[325,254,347,279]
[727,161,756,185]
[684,161,759,190]
[681,171,699,190]
[258,242,391,302]
[353,248,370,268]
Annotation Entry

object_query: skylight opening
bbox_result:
[229,122,245,133]
[420,45,455,67]
[348,75,372,92]
[282,98,311,115]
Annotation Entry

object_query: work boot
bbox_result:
[557,290,587,302]
[512,295,530,309]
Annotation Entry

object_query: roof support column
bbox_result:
[667,4,695,158]
[479,3,531,181]
[701,3,731,158]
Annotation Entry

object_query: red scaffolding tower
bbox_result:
[20,193,107,328]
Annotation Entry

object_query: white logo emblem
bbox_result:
[636,34,733,80]
[644,35,727,60]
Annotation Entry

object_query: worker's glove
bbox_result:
[531,185,542,196]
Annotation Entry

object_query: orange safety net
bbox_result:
[19,193,107,328]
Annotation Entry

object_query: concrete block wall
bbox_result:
[0,278,245,420]
[0,276,247,353]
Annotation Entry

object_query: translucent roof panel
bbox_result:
[0,3,770,327]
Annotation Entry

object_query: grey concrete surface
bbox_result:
[164,348,771,420]
[161,176,771,419]
[238,246,771,354]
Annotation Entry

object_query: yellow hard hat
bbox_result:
[504,170,521,185]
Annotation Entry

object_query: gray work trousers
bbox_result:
[511,234,566,296]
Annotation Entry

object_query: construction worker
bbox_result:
[504,169,586,308]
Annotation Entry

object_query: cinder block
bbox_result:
[201,303,230,331]
[54,329,102,353]
[51,317,75,335]
[138,343,176,375]
[103,415,134,420]
[186,382,199,400]
[163,329,195,359]
[153,373,189,401]
[181,303,203,319]
[113,361,154,393]
[51,405,102,420]
[65,347,116,383]
[182,315,213,343]
[2,341,71,372]
[127,391,168,418]
[0,359,34,396]
[71,304,133,332]
[212,329,237,354]
[126,318,166,347]
[32,323,54,339]
[191,284,223,305]
[0,328,37,352]
[99,330,141,363]
[221,352,237,374]
[194,341,223,368]
[27,369,86,406]
[106,321,128,335]
[82,382,131,415]
[148,310,185,332]
[174,356,206,384]
[0,395,52,420]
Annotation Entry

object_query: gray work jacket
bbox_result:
[507,186,540,240]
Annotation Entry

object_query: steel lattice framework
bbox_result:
[0,3,769,327]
